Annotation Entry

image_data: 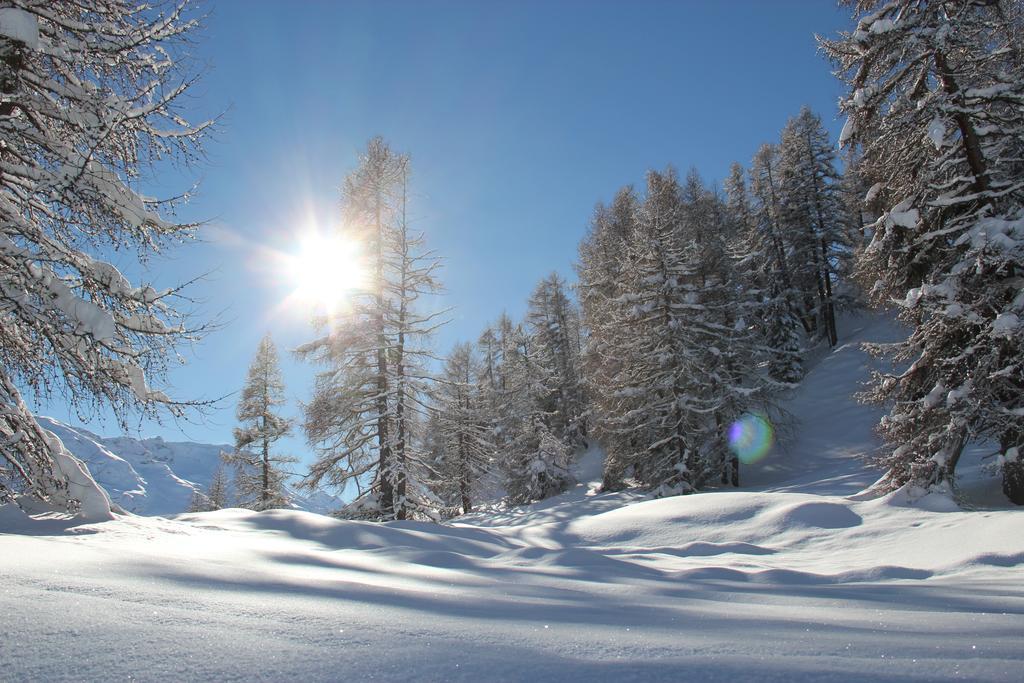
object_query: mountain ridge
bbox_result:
[37,416,341,516]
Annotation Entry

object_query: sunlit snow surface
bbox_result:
[2,313,1022,681]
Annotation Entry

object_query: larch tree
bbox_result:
[430,342,495,515]
[579,168,783,496]
[382,157,446,518]
[750,143,809,337]
[725,162,804,385]
[300,138,444,520]
[577,187,640,490]
[504,413,574,505]
[0,1,212,512]
[188,463,228,513]
[490,277,586,505]
[678,169,774,488]
[474,312,546,500]
[823,0,1024,502]
[222,334,294,511]
[524,272,587,450]
[778,106,849,348]
[596,168,702,495]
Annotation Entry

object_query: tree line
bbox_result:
[218,104,858,520]
[3,0,1021,517]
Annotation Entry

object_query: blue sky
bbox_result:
[44,0,853,462]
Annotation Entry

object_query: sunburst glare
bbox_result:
[284,230,365,313]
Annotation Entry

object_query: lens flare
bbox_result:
[728,414,774,464]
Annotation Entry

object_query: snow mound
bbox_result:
[3,483,1023,681]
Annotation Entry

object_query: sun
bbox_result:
[286,230,365,312]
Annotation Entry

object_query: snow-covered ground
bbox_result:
[2,314,1021,681]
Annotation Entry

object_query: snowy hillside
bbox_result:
[37,418,341,516]
[2,314,1021,681]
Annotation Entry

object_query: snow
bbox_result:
[33,430,114,523]
[864,182,883,203]
[0,7,39,49]
[992,312,1019,337]
[2,314,1022,681]
[869,18,895,35]
[927,116,946,150]
[838,116,856,147]
[737,314,892,494]
[885,199,920,229]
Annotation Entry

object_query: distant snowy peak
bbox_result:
[37,417,341,517]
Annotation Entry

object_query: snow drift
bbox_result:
[1,313,1021,681]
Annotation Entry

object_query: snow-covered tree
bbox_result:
[725,162,804,385]
[748,143,816,385]
[222,334,294,511]
[430,342,494,515]
[186,489,205,513]
[524,273,587,449]
[823,0,1024,502]
[384,160,447,519]
[300,138,444,520]
[778,106,850,347]
[585,168,703,494]
[474,314,517,456]
[577,187,640,490]
[208,464,229,509]
[0,1,211,510]
[187,463,228,513]
[580,168,782,495]
[505,414,574,505]
[473,313,537,497]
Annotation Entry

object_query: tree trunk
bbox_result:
[939,430,967,487]
[1001,430,1024,505]
[261,431,270,509]
[804,135,838,347]
[458,385,471,514]
[393,172,410,521]
[261,377,270,509]
[933,50,990,195]
[820,237,838,345]
[764,161,812,334]
[373,185,393,517]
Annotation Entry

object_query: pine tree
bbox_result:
[222,334,294,511]
[823,0,1024,501]
[0,1,211,510]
